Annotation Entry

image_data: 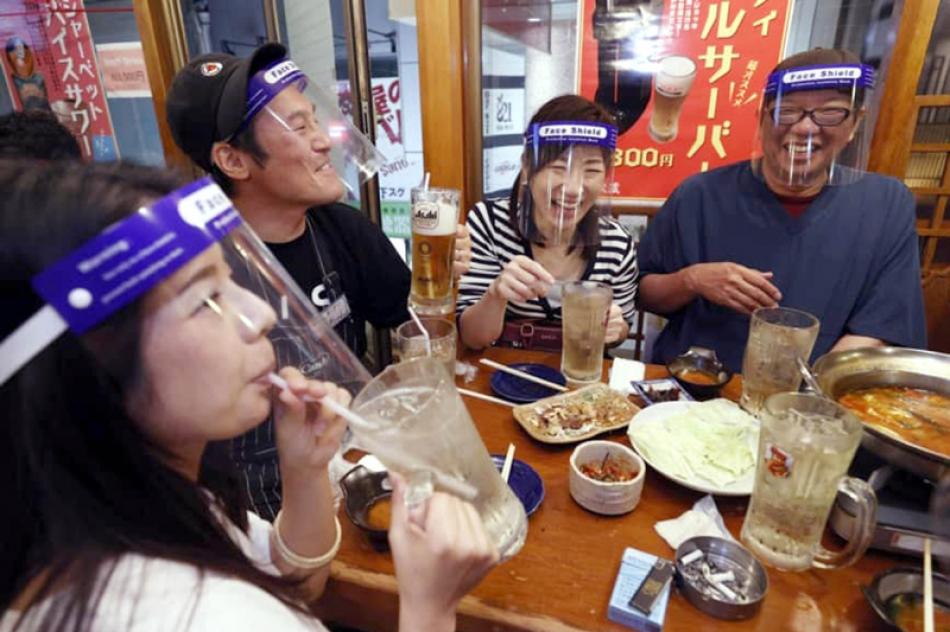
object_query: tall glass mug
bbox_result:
[350,357,528,560]
[648,55,697,143]
[741,393,877,571]
[740,307,820,416]
[410,186,460,316]
[393,317,457,378]
[561,281,612,386]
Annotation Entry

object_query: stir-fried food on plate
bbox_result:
[521,386,637,438]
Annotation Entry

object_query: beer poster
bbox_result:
[0,0,118,161]
[578,0,792,203]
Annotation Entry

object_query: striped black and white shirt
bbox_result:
[457,198,638,324]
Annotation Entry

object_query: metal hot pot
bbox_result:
[812,346,950,481]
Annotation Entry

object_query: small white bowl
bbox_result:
[569,440,645,515]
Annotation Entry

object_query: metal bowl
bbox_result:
[667,346,732,400]
[812,346,950,480]
[674,536,768,620]
[863,566,950,629]
[340,465,391,549]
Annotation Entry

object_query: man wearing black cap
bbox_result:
[165,43,415,519]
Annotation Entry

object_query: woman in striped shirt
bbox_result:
[458,95,638,349]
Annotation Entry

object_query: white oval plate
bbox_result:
[626,401,757,496]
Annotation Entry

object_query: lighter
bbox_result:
[628,558,674,614]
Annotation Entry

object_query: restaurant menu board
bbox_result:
[0,0,117,161]
[577,0,792,203]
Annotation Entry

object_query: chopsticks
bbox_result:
[458,387,515,407]
[925,537,934,632]
[479,358,568,392]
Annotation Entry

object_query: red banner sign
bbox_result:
[0,0,117,160]
[578,0,792,203]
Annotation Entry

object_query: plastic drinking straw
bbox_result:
[407,305,432,356]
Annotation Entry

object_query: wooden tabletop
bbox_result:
[314,347,903,631]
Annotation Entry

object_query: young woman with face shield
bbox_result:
[457,95,639,351]
[0,161,496,632]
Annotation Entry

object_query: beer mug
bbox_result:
[740,392,876,571]
[561,281,612,386]
[740,307,819,416]
[349,357,528,560]
[410,186,459,316]
[648,55,696,144]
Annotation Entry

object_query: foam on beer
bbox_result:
[656,56,697,96]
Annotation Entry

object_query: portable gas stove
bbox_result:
[831,448,950,559]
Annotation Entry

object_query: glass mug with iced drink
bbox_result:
[561,281,612,386]
[648,55,697,143]
[740,307,819,416]
[393,317,456,378]
[741,392,876,571]
[349,357,528,560]
[410,186,459,316]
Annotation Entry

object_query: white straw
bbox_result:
[422,171,431,192]
[458,387,516,407]
[268,373,476,501]
[407,306,432,356]
[501,443,516,483]
[479,358,568,392]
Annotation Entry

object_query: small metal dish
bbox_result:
[340,465,392,549]
[863,566,950,630]
[667,347,732,400]
[674,536,768,620]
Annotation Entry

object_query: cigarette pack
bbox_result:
[607,547,672,632]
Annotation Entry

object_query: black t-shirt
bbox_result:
[266,202,410,358]
[231,202,409,520]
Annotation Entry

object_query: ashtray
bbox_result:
[667,347,732,400]
[491,454,544,515]
[674,536,768,620]
[340,464,392,549]
[631,378,694,406]
[863,566,950,630]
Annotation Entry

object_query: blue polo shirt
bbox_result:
[638,161,927,372]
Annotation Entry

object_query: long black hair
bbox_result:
[0,160,306,629]
[510,94,616,260]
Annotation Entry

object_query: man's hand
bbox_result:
[683,262,782,315]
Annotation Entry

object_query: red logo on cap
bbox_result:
[200,62,223,77]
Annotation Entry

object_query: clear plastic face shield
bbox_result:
[239,59,385,197]
[519,121,618,248]
[0,178,370,404]
[751,63,876,192]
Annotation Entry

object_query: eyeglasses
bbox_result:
[769,107,852,127]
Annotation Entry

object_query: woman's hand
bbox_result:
[604,303,627,344]
[388,473,499,632]
[272,367,350,475]
[488,255,555,303]
[453,224,472,280]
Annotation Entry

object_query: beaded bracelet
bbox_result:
[272,511,342,570]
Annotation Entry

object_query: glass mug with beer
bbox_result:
[740,306,820,416]
[410,186,459,316]
[350,357,528,560]
[561,281,612,386]
[740,392,877,571]
[648,55,697,144]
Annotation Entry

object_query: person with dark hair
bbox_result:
[165,43,471,520]
[0,110,81,160]
[637,48,926,372]
[457,94,638,350]
[0,159,497,631]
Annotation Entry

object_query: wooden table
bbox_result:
[315,347,902,631]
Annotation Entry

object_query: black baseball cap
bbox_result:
[165,42,287,172]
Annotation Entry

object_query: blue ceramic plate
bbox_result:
[490,363,567,403]
[491,454,544,516]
